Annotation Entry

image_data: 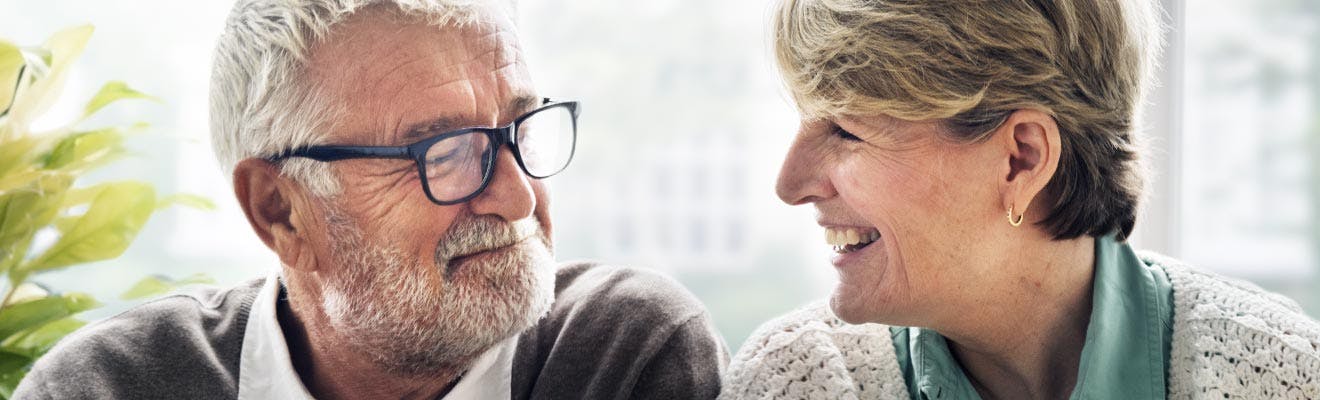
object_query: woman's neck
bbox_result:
[938,236,1096,400]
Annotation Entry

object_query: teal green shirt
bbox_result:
[890,235,1174,399]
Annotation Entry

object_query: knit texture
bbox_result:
[721,252,1320,399]
[720,301,906,399]
[1153,253,1320,399]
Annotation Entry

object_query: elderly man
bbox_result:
[14,1,727,399]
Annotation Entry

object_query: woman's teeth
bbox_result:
[824,227,880,254]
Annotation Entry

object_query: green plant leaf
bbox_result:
[0,169,45,196]
[41,126,127,171]
[0,367,24,399]
[0,136,38,177]
[0,40,23,117]
[0,293,97,341]
[0,350,26,372]
[39,134,78,170]
[0,173,73,274]
[156,193,215,211]
[1,284,48,307]
[18,181,155,274]
[82,81,154,120]
[4,25,93,132]
[56,185,104,210]
[1,317,83,357]
[120,273,214,300]
[0,351,29,388]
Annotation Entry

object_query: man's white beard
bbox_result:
[319,207,555,376]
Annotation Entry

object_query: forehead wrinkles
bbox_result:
[306,12,510,95]
[308,15,529,138]
[840,114,901,135]
[464,27,527,115]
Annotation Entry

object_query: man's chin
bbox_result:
[344,247,555,376]
[449,239,556,336]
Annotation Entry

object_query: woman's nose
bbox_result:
[775,133,836,206]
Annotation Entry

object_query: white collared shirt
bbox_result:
[237,272,517,400]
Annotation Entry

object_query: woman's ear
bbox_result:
[996,109,1062,222]
[232,158,322,273]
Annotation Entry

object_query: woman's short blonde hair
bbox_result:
[773,0,1162,241]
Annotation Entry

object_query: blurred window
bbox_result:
[1177,0,1320,311]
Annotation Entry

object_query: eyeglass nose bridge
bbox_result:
[485,123,532,177]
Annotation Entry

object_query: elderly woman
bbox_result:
[722,0,1320,399]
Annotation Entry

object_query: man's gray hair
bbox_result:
[209,0,512,196]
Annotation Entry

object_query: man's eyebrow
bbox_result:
[508,95,541,116]
[398,96,542,143]
[401,116,464,143]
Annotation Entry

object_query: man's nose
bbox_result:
[468,145,535,221]
[775,134,836,206]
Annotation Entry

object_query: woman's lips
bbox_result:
[823,226,881,254]
[836,240,877,254]
[829,232,882,268]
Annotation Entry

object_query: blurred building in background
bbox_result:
[1178,0,1320,309]
[3,0,1318,351]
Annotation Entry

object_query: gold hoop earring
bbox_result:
[1007,204,1025,227]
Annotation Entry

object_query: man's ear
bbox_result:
[995,109,1061,223]
[233,158,321,272]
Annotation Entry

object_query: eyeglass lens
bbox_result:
[423,105,575,203]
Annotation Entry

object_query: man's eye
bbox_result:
[424,148,461,179]
[831,126,863,142]
[427,148,459,165]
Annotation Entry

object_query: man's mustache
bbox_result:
[434,214,541,264]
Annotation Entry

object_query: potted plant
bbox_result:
[0,25,210,397]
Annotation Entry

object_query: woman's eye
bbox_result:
[831,126,863,142]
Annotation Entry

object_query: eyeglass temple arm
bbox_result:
[278,145,411,161]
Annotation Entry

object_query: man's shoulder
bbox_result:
[534,261,715,355]
[721,301,907,400]
[549,261,707,325]
[39,278,261,365]
[512,261,727,400]
[14,278,263,399]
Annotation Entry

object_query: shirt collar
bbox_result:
[1071,233,1168,398]
[908,328,978,399]
[237,271,518,400]
[905,234,1168,399]
[237,272,316,400]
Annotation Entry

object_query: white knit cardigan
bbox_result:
[720,252,1320,399]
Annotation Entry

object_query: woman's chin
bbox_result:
[828,274,908,325]
[828,290,882,324]
[827,245,900,324]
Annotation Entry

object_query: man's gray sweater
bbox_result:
[14,262,728,399]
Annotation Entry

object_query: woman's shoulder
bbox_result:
[719,301,908,400]
[1140,251,1320,343]
[1139,251,1320,398]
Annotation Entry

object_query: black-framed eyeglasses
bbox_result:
[269,99,579,205]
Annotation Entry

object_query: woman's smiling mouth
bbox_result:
[824,226,880,254]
